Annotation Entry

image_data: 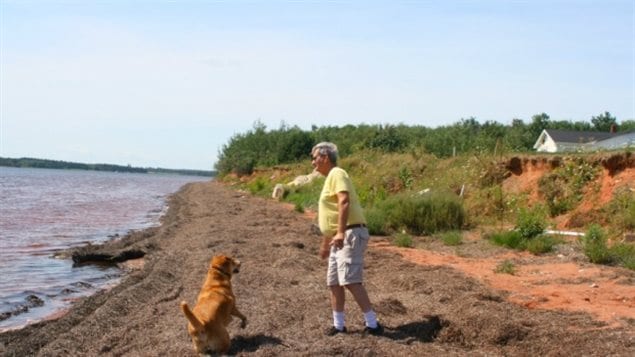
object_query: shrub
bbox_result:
[373,191,465,235]
[495,260,516,275]
[393,233,413,248]
[488,230,526,250]
[606,188,635,234]
[577,225,635,270]
[525,234,563,254]
[356,183,388,208]
[580,224,612,264]
[441,231,463,246]
[398,166,414,190]
[246,177,268,195]
[365,207,389,235]
[516,207,546,239]
[609,243,635,271]
[283,179,323,213]
[294,202,304,213]
[233,156,256,177]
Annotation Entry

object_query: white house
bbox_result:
[533,129,635,153]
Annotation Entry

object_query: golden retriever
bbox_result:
[180,255,247,355]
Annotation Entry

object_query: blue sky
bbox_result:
[1,0,633,170]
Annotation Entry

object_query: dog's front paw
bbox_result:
[240,318,247,329]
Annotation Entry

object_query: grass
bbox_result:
[487,231,562,255]
[610,243,635,270]
[580,224,612,264]
[366,191,466,235]
[220,151,635,270]
[538,158,599,217]
[516,207,547,239]
[487,205,561,254]
[495,260,517,275]
[281,178,324,213]
[525,234,564,254]
[488,230,526,250]
[440,231,463,246]
[393,233,414,248]
[294,202,304,213]
[580,224,635,270]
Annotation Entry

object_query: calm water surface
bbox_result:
[0,167,209,331]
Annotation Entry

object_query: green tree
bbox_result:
[364,124,408,152]
[618,120,635,132]
[591,111,617,132]
[504,118,534,151]
[529,113,551,139]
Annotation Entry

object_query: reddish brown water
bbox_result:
[0,167,208,331]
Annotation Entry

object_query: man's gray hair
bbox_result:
[312,142,338,164]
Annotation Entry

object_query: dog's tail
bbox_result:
[180,301,204,331]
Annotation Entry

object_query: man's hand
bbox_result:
[329,232,345,249]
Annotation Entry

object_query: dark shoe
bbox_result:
[363,323,384,336]
[325,326,347,336]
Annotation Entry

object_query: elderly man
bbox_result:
[311,142,382,336]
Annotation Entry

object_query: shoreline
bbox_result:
[1,180,633,356]
[0,167,203,333]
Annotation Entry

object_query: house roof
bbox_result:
[544,129,616,143]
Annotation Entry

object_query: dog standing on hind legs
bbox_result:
[180,255,247,355]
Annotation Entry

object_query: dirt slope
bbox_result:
[0,181,633,356]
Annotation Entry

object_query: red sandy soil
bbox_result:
[390,161,635,331]
[376,239,634,330]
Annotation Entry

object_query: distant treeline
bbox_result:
[0,157,216,177]
[216,111,635,176]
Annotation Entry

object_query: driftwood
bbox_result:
[71,247,145,265]
[66,227,158,265]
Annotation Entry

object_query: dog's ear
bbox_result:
[210,255,225,270]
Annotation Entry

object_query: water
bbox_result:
[0,167,209,331]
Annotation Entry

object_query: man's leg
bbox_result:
[345,283,371,312]
[330,285,346,311]
[329,285,346,332]
[346,283,379,331]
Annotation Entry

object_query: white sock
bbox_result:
[363,310,378,328]
[333,310,345,330]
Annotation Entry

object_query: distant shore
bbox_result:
[0,157,216,177]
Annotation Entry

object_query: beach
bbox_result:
[1,180,633,356]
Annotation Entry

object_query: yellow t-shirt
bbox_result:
[318,167,366,237]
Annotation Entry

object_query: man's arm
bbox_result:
[319,236,331,259]
[329,191,349,249]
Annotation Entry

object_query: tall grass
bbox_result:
[579,224,635,270]
[392,233,414,248]
[526,234,564,254]
[440,231,463,246]
[488,230,526,250]
[366,191,466,235]
[516,207,547,239]
[283,179,324,213]
[610,243,635,270]
[494,260,517,275]
[580,224,612,264]
[488,206,562,254]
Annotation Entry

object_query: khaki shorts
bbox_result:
[326,227,370,286]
